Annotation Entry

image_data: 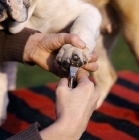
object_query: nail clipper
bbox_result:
[68,54,83,88]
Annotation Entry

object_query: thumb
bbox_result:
[57,78,69,88]
[41,33,86,52]
[76,69,90,86]
[55,33,86,49]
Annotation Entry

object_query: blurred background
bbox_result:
[16,35,139,89]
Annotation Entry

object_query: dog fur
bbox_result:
[93,0,139,106]
[0,0,139,125]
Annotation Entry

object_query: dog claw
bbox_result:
[61,60,70,71]
[83,61,87,65]
[70,54,83,67]
[58,54,83,71]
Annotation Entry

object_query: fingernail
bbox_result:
[91,52,98,61]
[88,54,93,61]
[77,40,86,48]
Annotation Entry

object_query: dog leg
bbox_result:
[4,62,17,90]
[0,62,17,126]
[0,71,9,126]
[94,33,118,108]
[121,5,139,66]
[93,4,120,108]
[112,0,139,66]
[56,5,102,70]
[123,25,139,67]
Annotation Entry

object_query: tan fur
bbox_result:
[0,0,102,125]
[92,0,139,107]
[85,0,110,8]
[111,0,139,64]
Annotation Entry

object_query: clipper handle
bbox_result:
[68,76,77,88]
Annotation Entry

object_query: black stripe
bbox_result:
[106,93,139,112]
[117,78,139,92]
[8,91,54,128]
[29,86,56,102]
[91,111,139,139]
[7,91,100,140]
[80,132,101,140]
[0,128,12,140]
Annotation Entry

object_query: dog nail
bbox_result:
[84,61,87,65]
[66,58,70,63]
[58,57,62,62]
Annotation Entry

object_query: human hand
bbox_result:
[23,33,98,77]
[0,0,30,22]
[40,69,99,140]
[55,69,99,139]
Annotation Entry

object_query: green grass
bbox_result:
[111,36,138,72]
[16,65,60,88]
[17,35,139,88]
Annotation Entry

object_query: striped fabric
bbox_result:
[0,71,139,140]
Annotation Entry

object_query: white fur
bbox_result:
[0,72,9,126]
[0,0,102,125]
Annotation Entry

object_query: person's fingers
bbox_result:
[82,62,98,72]
[82,51,98,72]
[41,33,86,52]
[63,33,86,49]
[76,69,90,86]
[56,33,86,49]
[57,78,69,88]
[89,52,98,62]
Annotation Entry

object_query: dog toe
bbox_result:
[56,44,91,71]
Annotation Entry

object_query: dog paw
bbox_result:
[56,44,90,70]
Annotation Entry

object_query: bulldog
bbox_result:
[0,0,139,126]
[0,0,102,125]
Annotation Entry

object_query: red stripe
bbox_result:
[2,113,30,134]
[118,71,139,84]
[46,79,95,91]
[98,102,139,126]
[46,71,139,88]
[111,84,139,104]
[86,121,136,140]
[12,89,56,120]
[46,83,57,91]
